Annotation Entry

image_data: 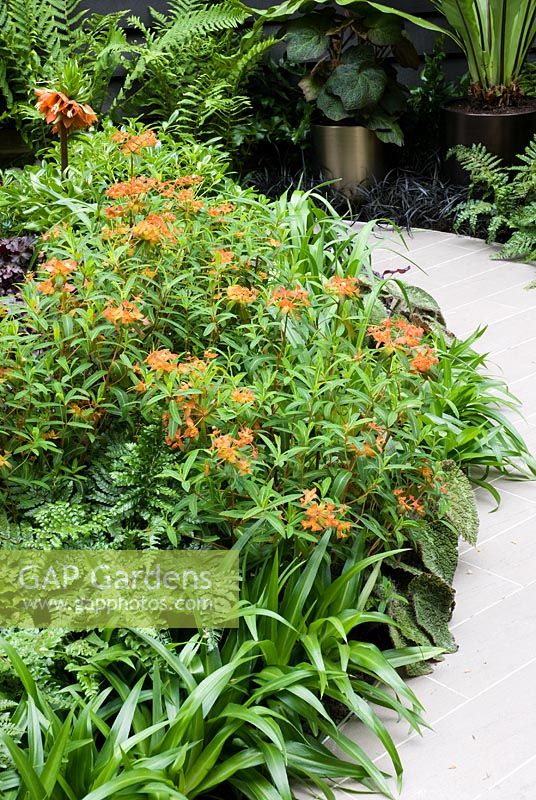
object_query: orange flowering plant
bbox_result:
[2,124,536,799]
[0,123,533,650]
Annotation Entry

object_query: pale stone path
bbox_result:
[337,229,536,800]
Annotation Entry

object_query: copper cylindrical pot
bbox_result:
[311,124,388,192]
[441,101,536,184]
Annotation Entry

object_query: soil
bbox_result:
[447,96,536,115]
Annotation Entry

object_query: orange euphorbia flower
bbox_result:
[226,285,258,305]
[175,188,204,212]
[212,249,234,265]
[368,318,424,349]
[35,89,97,133]
[410,346,439,373]
[111,129,159,153]
[131,213,176,245]
[352,442,377,458]
[43,258,77,278]
[175,175,203,188]
[300,490,351,539]
[36,279,56,295]
[269,285,310,315]
[325,275,360,298]
[103,299,149,326]
[106,177,160,200]
[211,427,256,472]
[394,488,425,515]
[145,349,179,372]
[208,202,235,217]
[231,388,255,404]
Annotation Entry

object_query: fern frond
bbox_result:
[497,230,536,262]
[450,143,508,195]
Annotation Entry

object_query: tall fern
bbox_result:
[452,137,536,264]
[117,1,273,151]
[0,0,131,151]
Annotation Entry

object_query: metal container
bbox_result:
[441,102,536,184]
[311,124,388,192]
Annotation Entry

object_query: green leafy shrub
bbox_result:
[117,0,274,153]
[0,124,533,798]
[268,1,418,145]
[451,136,536,263]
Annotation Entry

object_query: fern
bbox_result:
[453,136,536,264]
[116,1,267,152]
[0,0,132,151]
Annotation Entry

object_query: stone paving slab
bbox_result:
[335,228,536,800]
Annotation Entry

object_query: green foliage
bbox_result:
[452,137,536,263]
[0,124,533,798]
[0,0,132,150]
[407,35,463,141]
[520,61,536,97]
[115,0,272,153]
[259,0,536,104]
[271,3,418,144]
[0,543,442,799]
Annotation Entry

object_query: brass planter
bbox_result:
[311,124,388,192]
[441,101,536,184]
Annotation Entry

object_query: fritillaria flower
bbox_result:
[35,88,97,171]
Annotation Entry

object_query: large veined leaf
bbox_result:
[366,114,403,146]
[441,459,479,546]
[323,64,387,111]
[409,573,457,653]
[316,88,348,121]
[365,11,405,45]
[283,15,331,62]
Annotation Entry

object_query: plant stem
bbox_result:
[59,120,68,173]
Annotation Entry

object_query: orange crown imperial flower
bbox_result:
[35,89,97,134]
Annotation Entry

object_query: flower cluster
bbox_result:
[325,275,360,298]
[269,285,310,315]
[208,202,235,218]
[111,129,159,154]
[131,213,176,245]
[211,427,257,475]
[300,489,351,539]
[36,257,77,295]
[368,317,439,373]
[226,285,258,305]
[103,298,149,327]
[368,317,424,349]
[162,386,205,450]
[394,488,425,516]
[35,89,97,134]
[231,388,255,404]
[410,346,440,373]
